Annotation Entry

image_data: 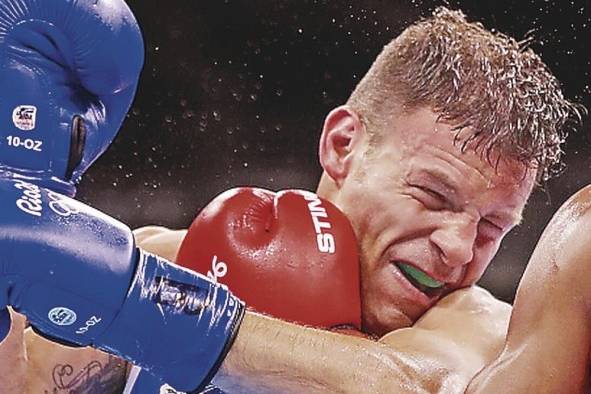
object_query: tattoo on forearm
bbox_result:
[44,355,126,394]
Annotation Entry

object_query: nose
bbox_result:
[430,213,478,268]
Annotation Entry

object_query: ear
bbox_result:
[318,105,366,187]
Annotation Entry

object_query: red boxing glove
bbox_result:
[176,187,361,330]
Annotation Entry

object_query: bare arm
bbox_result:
[0,308,27,393]
[468,186,591,394]
[217,287,510,394]
[1,309,127,394]
[25,333,127,394]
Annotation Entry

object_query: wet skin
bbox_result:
[319,106,535,336]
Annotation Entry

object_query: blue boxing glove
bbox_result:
[0,0,143,346]
[0,177,245,392]
[0,0,143,195]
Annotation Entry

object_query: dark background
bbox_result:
[78,0,591,303]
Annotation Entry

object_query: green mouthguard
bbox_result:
[398,263,444,288]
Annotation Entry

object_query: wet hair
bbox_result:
[347,7,585,182]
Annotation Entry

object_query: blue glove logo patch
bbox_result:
[12,105,37,131]
[48,307,77,326]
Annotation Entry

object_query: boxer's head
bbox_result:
[317,7,583,335]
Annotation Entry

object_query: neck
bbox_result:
[316,172,338,202]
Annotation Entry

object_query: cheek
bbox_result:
[337,179,380,233]
[349,189,433,246]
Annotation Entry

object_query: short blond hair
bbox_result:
[348,7,584,182]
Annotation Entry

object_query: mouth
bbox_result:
[394,262,447,299]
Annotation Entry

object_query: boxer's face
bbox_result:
[324,107,535,336]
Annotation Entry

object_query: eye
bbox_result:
[479,218,503,237]
[412,185,447,209]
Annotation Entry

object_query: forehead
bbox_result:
[376,107,535,207]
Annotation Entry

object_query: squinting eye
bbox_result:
[421,187,445,201]
[480,219,503,234]
[413,186,447,209]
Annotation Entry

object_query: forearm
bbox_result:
[24,328,128,394]
[0,309,27,393]
[216,312,426,394]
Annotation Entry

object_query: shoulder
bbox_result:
[133,225,187,261]
[565,184,591,212]
[416,286,512,340]
[379,286,510,385]
[391,285,511,351]
[541,185,591,250]
[433,286,511,317]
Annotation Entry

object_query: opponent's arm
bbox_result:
[24,328,128,394]
[467,185,591,394]
[217,286,509,394]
